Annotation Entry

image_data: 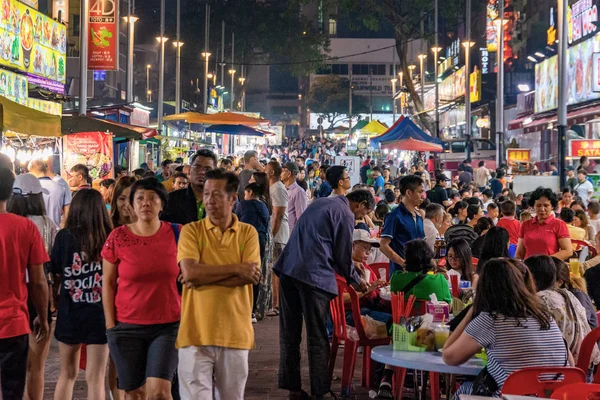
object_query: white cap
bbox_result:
[13,173,48,196]
[352,229,380,247]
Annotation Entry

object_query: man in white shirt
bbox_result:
[424,203,444,250]
[474,161,491,190]
[575,169,594,206]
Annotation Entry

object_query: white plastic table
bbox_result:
[371,345,485,375]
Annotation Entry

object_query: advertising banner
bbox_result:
[88,0,118,71]
[486,0,499,52]
[571,139,600,157]
[0,0,66,83]
[26,97,61,115]
[0,67,27,104]
[470,68,482,102]
[19,0,38,9]
[62,132,114,180]
[534,34,600,113]
[507,148,531,164]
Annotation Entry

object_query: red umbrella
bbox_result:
[381,137,443,152]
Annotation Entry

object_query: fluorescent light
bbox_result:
[535,52,546,58]
[91,111,106,116]
[527,55,537,62]
[518,84,530,92]
[523,117,533,125]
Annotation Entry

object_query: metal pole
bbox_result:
[230,32,235,110]
[369,65,373,120]
[221,21,225,87]
[495,0,505,165]
[203,4,210,113]
[79,0,88,115]
[158,0,165,132]
[434,0,439,138]
[420,56,425,106]
[175,0,181,113]
[392,48,396,122]
[399,72,403,115]
[126,1,133,103]
[349,67,353,137]
[558,0,568,187]
[146,65,150,100]
[465,0,472,140]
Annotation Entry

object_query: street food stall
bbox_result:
[508,148,560,194]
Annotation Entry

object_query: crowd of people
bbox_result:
[1,142,600,400]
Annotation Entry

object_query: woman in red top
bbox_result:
[516,187,573,261]
[102,177,181,399]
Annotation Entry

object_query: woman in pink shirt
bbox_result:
[516,187,572,261]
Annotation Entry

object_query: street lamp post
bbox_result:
[229,32,235,110]
[173,41,184,113]
[79,0,89,115]
[418,55,427,103]
[202,52,211,113]
[391,78,397,121]
[146,64,151,100]
[147,90,152,102]
[463,41,474,140]
[494,0,506,165]
[431,47,442,138]
[124,15,138,103]
[229,68,236,110]
[558,0,568,187]
[156,36,168,131]
[398,71,403,115]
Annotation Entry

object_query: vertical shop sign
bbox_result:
[88,0,118,70]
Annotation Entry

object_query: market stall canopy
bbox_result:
[361,120,388,136]
[163,111,207,122]
[0,97,61,137]
[187,112,270,126]
[370,117,443,146]
[205,124,271,137]
[62,116,157,139]
[381,137,443,152]
[352,120,369,131]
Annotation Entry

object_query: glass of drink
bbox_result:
[569,258,581,277]
[378,268,387,281]
[434,325,450,351]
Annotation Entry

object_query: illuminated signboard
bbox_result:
[18,0,38,9]
[0,0,66,83]
[470,67,482,102]
[568,0,598,45]
[507,148,531,164]
[486,0,499,52]
[480,48,490,74]
[571,139,600,157]
[26,73,64,93]
[535,34,600,112]
[0,67,27,104]
[26,97,61,115]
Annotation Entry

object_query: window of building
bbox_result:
[316,65,331,74]
[353,64,386,75]
[352,64,368,75]
[371,64,386,75]
[329,19,337,36]
[331,64,348,75]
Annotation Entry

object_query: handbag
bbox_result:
[471,366,498,396]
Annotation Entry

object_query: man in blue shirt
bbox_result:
[372,167,385,196]
[274,190,374,399]
[380,175,426,274]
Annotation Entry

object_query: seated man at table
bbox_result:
[390,239,452,304]
[343,230,390,331]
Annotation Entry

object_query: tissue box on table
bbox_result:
[426,302,450,323]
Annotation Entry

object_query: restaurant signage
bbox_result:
[593,53,600,92]
[534,34,600,113]
[18,0,38,9]
[0,0,66,83]
[88,0,118,70]
[486,0,499,52]
[568,0,598,45]
[0,67,27,104]
[423,67,466,110]
[26,97,61,115]
[26,73,64,93]
[506,148,531,164]
[480,48,490,74]
[470,67,482,102]
[571,139,600,157]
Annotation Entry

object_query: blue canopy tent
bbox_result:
[205,124,271,137]
[370,118,443,146]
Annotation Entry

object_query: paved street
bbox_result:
[42,317,372,399]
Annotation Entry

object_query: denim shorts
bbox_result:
[107,321,179,391]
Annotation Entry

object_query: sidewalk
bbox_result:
[43,317,372,399]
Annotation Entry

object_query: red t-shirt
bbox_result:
[101,222,181,325]
[519,215,570,259]
[0,213,49,339]
[497,217,521,245]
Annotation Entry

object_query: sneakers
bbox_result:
[251,313,258,324]
[377,381,393,399]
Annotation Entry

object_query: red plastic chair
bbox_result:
[328,278,390,396]
[572,240,598,259]
[502,367,587,397]
[577,327,600,382]
[369,262,390,281]
[551,383,600,399]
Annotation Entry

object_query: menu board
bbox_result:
[0,0,66,83]
[26,97,61,115]
[63,131,114,180]
[535,34,600,113]
[0,66,26,104]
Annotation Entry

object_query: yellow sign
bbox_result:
[470,67,482,103]
[26,97,61,115]
[0,0,66,83]
[507,148,531,163]
[547,26,557,45]
[0,67,27,104]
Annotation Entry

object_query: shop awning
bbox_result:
[182,112,269,126]
[163,111,207,122]
[0,96,61,137]
[360,120,389,135]
[509,103,600,133]
[205,124,271,137]
[371,117,443,146]
[62,116,157,139]
[381,137,443,152]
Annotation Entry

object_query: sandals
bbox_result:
[266,307,280,317]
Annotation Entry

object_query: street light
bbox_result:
[417,54,427,102]
[146,64,151,100]
[173,41,184,114]
[147,90,152,102]
[123,15,138,103]
[398,71,404,115]
[408,64,416,82]
[156,36,169,131]
[238,76,246,111]
[431,46,442,138]
[391,77,398,121]
[202,52,211,113]
[229,68,236,110]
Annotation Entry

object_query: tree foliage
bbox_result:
[306,75,368,127]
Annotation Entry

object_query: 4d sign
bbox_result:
[88,0,118,70]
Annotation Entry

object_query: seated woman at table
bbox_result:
[557,187,574,213]
[390,239,451,304]
[477,226,510,272]
[470,217,494,258]
[553,257,598,330]
[443,258,572,397]
[525,255,599,366]
[574,209,597,241]
[438,239,477,287]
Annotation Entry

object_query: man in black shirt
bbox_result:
[161,149,217,225]
[427,175,452,207]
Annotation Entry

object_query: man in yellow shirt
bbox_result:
[177,169,261,400]
[560,208,587,241]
